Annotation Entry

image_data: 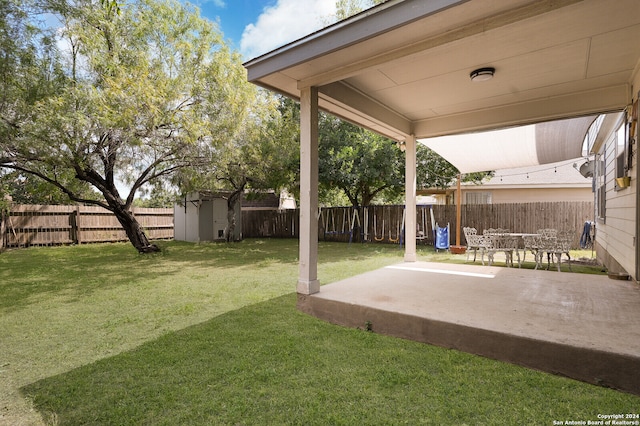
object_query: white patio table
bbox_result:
[481,232,543,268]
[482,231,521,267]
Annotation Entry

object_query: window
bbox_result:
[616,122,627,179]
[596,151,606,221]
[465,192,492,205]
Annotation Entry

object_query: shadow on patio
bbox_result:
[298,262,640,395]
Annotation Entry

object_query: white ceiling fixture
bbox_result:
[469,67,495,82]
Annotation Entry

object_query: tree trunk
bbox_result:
[225,188,244,243]
[226,205,236,242]
[0,208,6,253]
[110,204,160,253]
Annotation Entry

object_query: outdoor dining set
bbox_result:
[463,227,574,272]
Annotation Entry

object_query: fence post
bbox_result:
[70,208,76,244]
[0,208,6,252]
[73,206,81,244]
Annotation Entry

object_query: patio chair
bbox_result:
[463,227,482,263]
[533,229,555,269]
[537,228,557,238]
[467,234,490,264]
[535,230,572,271]
[549,230,574,272]
[522,234,542,264]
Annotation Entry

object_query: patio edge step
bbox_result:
[298,293,640,396]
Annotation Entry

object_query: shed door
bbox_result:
[212,199,227,240]
[198,201,213,242]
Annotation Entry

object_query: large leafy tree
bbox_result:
[317,113,489,207]
[0,0,246,252]
[319,113,404,207]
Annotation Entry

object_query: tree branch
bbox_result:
[1,163,111,209]
[124,150,187,207]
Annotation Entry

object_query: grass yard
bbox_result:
[0,239,636,425]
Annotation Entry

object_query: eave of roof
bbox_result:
[243,0,468,82]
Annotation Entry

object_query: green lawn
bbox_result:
[0,239,635,425]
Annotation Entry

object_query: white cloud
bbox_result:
[240,0,336,60]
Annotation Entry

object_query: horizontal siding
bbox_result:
[597,123,636,277]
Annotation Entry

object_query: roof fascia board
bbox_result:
[249,80,410,140]
[414,84,629,138]
[318,81,412,138]
[244,0,468,82]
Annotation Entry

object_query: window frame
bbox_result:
[596,150,606,222]
[615,121,628,181]
[465,191,492,205]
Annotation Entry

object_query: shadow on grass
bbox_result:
[21,293,638,425]
[0,239,406,312]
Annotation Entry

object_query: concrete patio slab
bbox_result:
[297,262,640,395]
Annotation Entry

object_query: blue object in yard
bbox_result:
[580,221,594,249]
[435,222,450,252]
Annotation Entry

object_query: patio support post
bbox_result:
[297,86,320,294]
[456,173,461,246]
[404,134,417,262]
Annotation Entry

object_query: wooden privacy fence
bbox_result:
[242,202,594,249]
[2,202,594,250]
[242,209,299,239]
[1,204,173,249]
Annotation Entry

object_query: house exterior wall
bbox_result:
[594,84,638,279]
[453,161,594,205]
[462,187,593,204]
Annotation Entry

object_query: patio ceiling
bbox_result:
[244,0,640,153]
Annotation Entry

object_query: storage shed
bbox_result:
[174,191,242,242]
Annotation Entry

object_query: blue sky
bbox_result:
[198,0,268,51]
[194,0,337,60]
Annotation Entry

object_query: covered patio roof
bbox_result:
[244,0,640,142]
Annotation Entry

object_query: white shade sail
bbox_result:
[419,116,597,174]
